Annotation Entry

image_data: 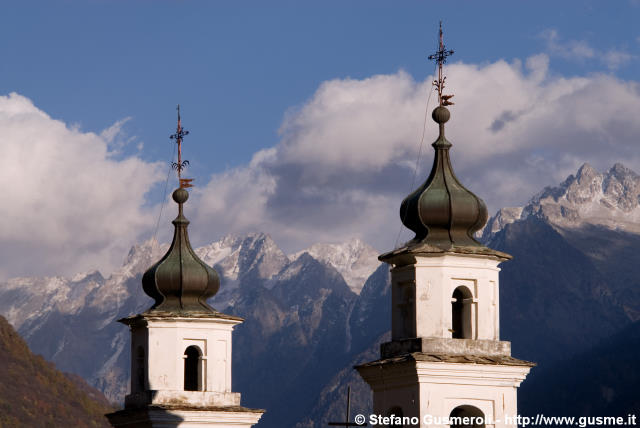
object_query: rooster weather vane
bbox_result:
[428,21,455,106]
[169,105,194,189]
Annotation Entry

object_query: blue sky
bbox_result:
[1,1,640,277]
[3,1,638,175]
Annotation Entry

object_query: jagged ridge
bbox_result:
[482,163,640,240]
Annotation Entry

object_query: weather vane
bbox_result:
[428,21,455,106]
[169,104,194,189]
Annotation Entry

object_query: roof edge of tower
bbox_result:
[379,241,512,265]
[118,310,244,326]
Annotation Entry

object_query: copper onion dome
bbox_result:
[382,23,509,262]
[399,105,488,249]
[142,188,220,313]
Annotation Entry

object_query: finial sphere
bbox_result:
[173,188,189,204]
[432,106,450,124]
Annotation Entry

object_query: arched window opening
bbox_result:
[135,346,145,391]
[449,405,485,428]
[184,345,202,391]
[452,286,473,339]
[386,406,404,428]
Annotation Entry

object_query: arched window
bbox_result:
[184,345,203,391]
[386,406,404,428]
[449,405,485,428]
[135,346,145,391]
[452,286,473,339]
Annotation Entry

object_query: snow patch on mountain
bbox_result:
[0,274,103,330]
[0,230,374,402]
[483,163,640,240]
[278,262,303,282]
[198,233,290,308]
[197,232,288,282]
[290,238,380,294]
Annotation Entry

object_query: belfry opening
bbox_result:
[451,286,473,339]
[450,405,485,428]
[184,345,203,391]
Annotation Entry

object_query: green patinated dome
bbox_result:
[142,188,220,313]
[399,106,488,250]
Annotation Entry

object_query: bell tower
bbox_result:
[356,24,534,428]
[107,108,263,428]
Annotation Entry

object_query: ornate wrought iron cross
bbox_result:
[169,105,193,188]
[428,21,455,106]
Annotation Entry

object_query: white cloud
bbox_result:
[540,29,635,70]
[603,50,634,70]
[276,72,430,172]
[100,116,137,153]
[0,93,163,278]
[5,53,640,277]
[541,29,595,61]
[189,56,640,254]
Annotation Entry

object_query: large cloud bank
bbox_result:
[0,93,162,278]
[3,53,640,279]
[190,54,640,253]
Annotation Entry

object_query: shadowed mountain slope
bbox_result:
[0,315,112,427]
[521,320,640,416]
[489,217,629,365]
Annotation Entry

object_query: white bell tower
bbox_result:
[357,25,533,428]
[107,110,263,428]
[108,188,264,428]
[357,250,533,428]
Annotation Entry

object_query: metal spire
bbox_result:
[428,21,455,107]
[170,105,194,188]
[139,106,218,314]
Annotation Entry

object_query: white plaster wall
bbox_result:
[391,255,503,341]
[131,317,240,395]
[118,316,260,426]
[148,324,180,390]
[372,384,420,421]
[363,253,527,428]
[110,408,263,428]
[152,409,263,428]
[417,362,528,428]
[363,361,529,428]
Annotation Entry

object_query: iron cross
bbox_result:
[169,104,193,188]
[428,21,455,106]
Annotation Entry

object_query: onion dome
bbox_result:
[399,106,488,250]
[142,188,220,313]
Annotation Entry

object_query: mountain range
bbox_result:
[0,162,638,426]
[483,163,640,240]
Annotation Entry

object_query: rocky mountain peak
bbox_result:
[609,162,636,178]
[197,232,289,282]
[122,239,167,277]
[483,163,640,240]
[71,270,104,284]
[602,163,640,211]
[290,238,380,294]
[577,162,598,180]
[481,206,524,239]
